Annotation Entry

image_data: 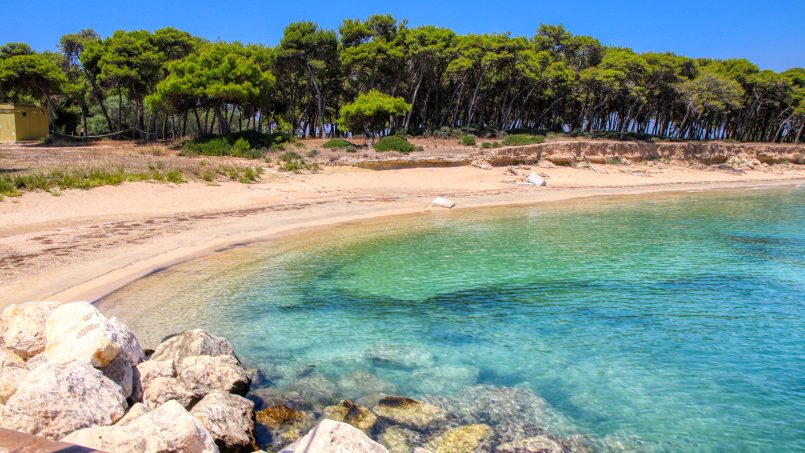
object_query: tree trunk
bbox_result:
[215,105,230,135]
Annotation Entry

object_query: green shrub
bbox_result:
[322,138,357,151]
[232,137,251,154]
[481,142,493,149]
[307,149,319,157]
[182,132,289,158]
[374,135,416,153]
[501,134,546,146]
[461,135,476,146]
[606,156,623,165]
[278,151,318,173]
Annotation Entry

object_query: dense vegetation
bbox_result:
[0,17,803,143]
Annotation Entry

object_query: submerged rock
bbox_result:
[323,399,378,431]
[426,424,493,453]
[63,400,218,453]
[151,329,237,362]
[378,425,424,453]
[431,197,456,209]
[367,344,436,369]
[411,366,480,395]
[44,301,122,367]
[178,355,251,396]
[191,390,256,453]
[0,301,60,360]
[496,435,564,453]
[0,361,127,439]
[280,419,388,453]
[255,404,306,429]
[373,396,448,431]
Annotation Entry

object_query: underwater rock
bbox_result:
[63,400,218,453]
[0,301,60,360]
[151,329,237,362]
[411,366,480,395]
[338,370,397,396]
[378,425,424,453]
[0,361,127,440]
[496,435,564,453]
[255,404,306,429]
[250,387,312,411]
[287,374,337,404]
[323,399,378,431]
[191,390,256,453]
[366,344,436,369]
[280,419,388,453]
[431,197,456,209]
[373,396,448,431]
[426,424,493,453]
[178,354,251,396]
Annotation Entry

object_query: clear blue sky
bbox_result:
[3,0,803,72]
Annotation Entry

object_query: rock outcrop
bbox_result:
[0,301,60,359]
[280,419,388,453]
[0,361,127,439]
[190,390,256,453]
[63,400,219,453]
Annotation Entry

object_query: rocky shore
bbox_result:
[0,301,590,452]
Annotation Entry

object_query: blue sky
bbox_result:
[3,0,803,71]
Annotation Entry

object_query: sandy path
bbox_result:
[1,163,803,308]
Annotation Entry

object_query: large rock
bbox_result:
[178,355,250,396]
[151,329,237,362]
[373,396,448,431]
[102,355,134,399]
[191,390,255,453]
[496,436,564,453]
[280,419,388,453]
[431,197,456,209]
[426,424,492,453]
[0,349,28,403]
[108,316,145,365]
[0,361,127,439]
[63,400,219,453]
[116,402,149,426]
[323,400,378,431]
[142,376,199,410]
[526,172,547,186]
[43,301,121,367]
[255,404,306,429]
[0,301,60,359]
[132,358,177,402]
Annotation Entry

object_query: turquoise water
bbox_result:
[100,188,805,452]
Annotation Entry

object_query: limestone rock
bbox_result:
[471,158,493,170]
[151,329,237,362]
[373,396,448,431]
[116,402,149,426]
[191,390,255,453]
[142,376,200,410]
[526,172,547,186]
[63,400,218,453]
[426,424,493,453]
[431,197,456,209]
[255,404,305,429]
[0,361,127,439]
[132,358,176,402]
[102,355,134,399]
[0,301,60,359]
[108,316,145,365]
[25,353,47,370]
[280,419,388,453]
[323,400,378,431]
[378,425,424,453]
[43,301,120,367]
[0,347,25,368]
[0,355,28,403]
[496,436,564,453]
[178,355,250,395]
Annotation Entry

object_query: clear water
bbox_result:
[99,188,805,452]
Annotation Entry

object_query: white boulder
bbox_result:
[178,355,250,395]
[150,329,237,362]
[526,172,547,186]
[0,361,127,439]
[44,301,121,367]
[431,197,456,209]
[0,301,60,359]
[63,400,219,453]
[190,390,255,452]
[280,419,388,453]
[142,376,199,410]
[132,359,177,402]
[115,402,149,426]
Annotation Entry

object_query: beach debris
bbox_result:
[431,197,456,209]
[63,400,218,453]
[578,162,600,173]
[280,418,388,453]
[496,435,564,453]
[373,396,448,431]
[0,301,60,360]
[426,424,493,453]
[323,400,378,431]
[526,172,547,186]
[0,361,127,439]
[150,328,237,362]
[191,390,256,452]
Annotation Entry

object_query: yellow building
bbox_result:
[0,104,49,142]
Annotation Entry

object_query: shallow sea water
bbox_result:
[99,187,805,452]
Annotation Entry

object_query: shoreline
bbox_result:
[1,163,804,308]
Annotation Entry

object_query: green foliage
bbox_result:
[278,151,318,173]
[501,134,546,146]
[374,135,417,153]
[322,138,357,151]
[461,135,476,146]
[338,90,411,138]
[182,132,287,158]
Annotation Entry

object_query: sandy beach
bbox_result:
[2,155,804,309]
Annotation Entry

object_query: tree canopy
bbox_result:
[1,17,802,143]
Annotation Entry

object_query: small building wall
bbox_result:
[0,104,49,142]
